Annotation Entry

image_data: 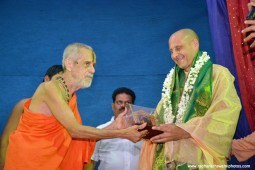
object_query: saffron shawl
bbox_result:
[5,94,96,170]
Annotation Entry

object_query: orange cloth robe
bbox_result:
[232,132,255,162]
[5,94,96,170]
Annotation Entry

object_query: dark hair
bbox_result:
[112,87,136,103]
[44,65,63,80]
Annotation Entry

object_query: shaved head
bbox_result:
[168,28,200,72]
[169,29,199,43]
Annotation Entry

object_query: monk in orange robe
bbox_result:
[0,64,63,169]
[4,43,147,170]
[5,94,95,170]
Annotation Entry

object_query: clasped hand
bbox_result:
[111,107,148,142]
[149,123,191,143]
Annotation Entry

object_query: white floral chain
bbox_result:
[162,52,210,123]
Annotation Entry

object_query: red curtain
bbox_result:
[226,0,255,131]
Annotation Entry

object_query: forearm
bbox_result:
[0,100,23,167]
[103,121,118,130]
[0,138,8,168]
[176,125,192,140]
[170,124,192,141]
[0,129,17,167]
[68,124,127,140]
[232,132,255,161]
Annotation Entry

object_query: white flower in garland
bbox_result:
[162,68,175,123]
[162,52,210,124]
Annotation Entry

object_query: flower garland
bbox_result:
[162,52,210,123]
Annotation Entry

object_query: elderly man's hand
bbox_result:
[149,123,191,143]
[123,123,148,143]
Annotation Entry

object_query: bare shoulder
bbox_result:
[44,79,63,96]
[15,98,29,108]
[29,80,63,114]
[11,98,29,113]
[34,80,62,99]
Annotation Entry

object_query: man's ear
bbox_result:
[64,58,73,71]
[44,75,50,82]
[193,38,199,50]
[111,103,114,111]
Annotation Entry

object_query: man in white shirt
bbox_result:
[86,87,143,170]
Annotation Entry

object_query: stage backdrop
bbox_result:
[4,0,254,168]
[0,0,213,130]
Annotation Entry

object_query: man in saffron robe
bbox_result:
[0,65,63,169]
[4,43,147,170]
[139,29,241,169]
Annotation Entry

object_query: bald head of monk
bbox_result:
[168,29,200,72]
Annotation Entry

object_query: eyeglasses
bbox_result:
[115,100,131,106]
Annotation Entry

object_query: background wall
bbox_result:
[0,0,213,131]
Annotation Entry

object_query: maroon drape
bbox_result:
[226,0,255,131]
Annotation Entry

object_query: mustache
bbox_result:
[119,107,125,112]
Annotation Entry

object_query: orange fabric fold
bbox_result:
[5,94,95,170]
[138,140,157,170]
[232,132,255,162]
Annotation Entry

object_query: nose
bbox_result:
[171,50,177,60]
[89,65,95,74]
[118,102,125,107]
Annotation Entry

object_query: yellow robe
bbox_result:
[139,64,241,169]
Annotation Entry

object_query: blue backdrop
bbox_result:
[0,0,213,130]
[3,0,253,168]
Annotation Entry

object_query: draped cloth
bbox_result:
[206,0,255,166]
[232,132,255,162]
[167,51,213,123]
[226,0,255,131]
[5,94,96,170]
[139,65,241,169]
[152,51,213,170]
